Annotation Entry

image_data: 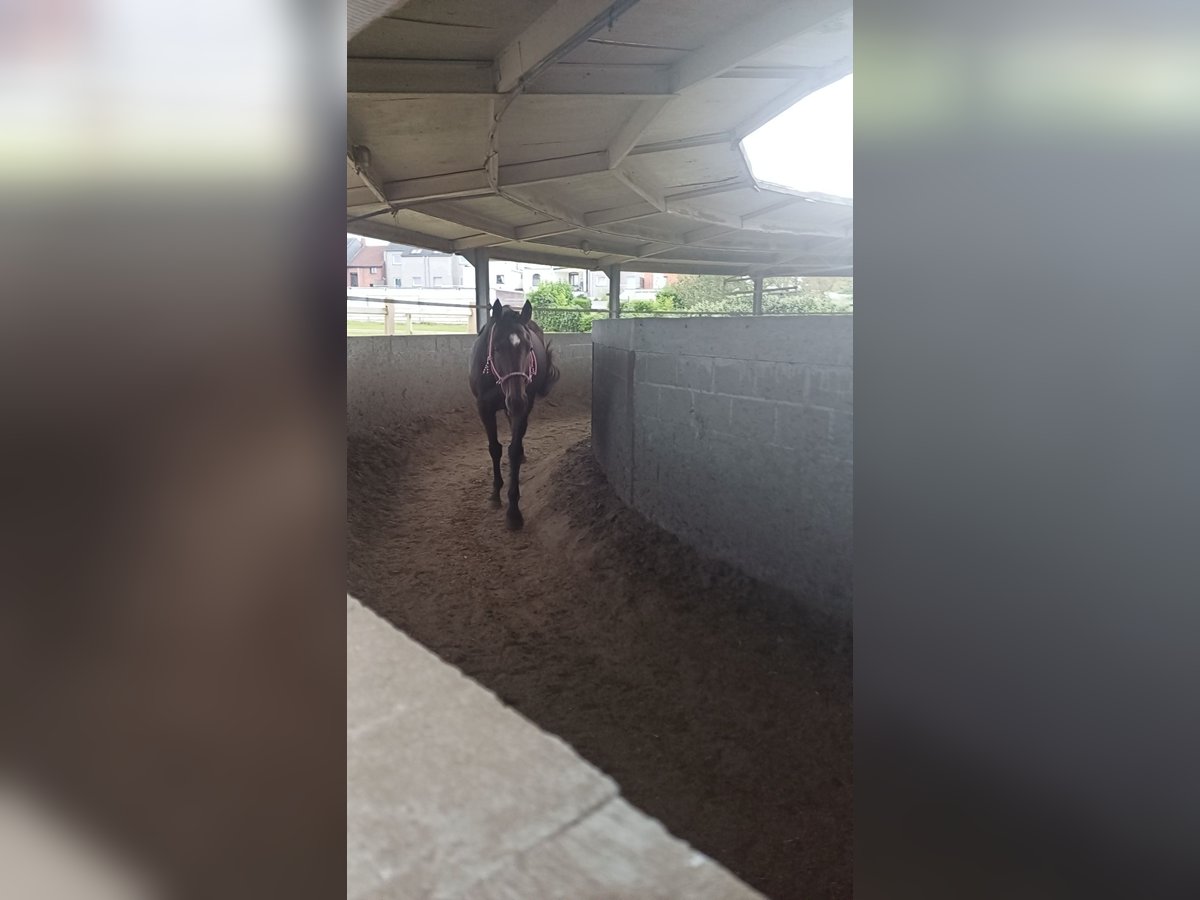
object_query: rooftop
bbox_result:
[348,244,386,268]
[346,0,853,277]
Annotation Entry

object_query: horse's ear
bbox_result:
[519,299,532,324]
[492,299,503,318]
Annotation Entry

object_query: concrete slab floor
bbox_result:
[347,596,765,900]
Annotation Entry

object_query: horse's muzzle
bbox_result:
[502,379,528,418]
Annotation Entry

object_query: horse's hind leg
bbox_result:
[481,405,503,508]
[506,413,529,529]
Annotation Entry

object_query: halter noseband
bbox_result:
[483,318,537,386]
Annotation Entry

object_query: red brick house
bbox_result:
[347,244,386,288]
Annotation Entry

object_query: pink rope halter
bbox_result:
[483,320,537,386]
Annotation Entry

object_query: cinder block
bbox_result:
[351,331,593,432]
[626,316,852,365]
[691,391,731,435]
[347,338,390,380]
[777,404,833,452]
[677,355,714,392]
[831,410,853,459]
[346,600,617,900]
[548,335,590,360]
[458,797,766,900]
[637,352,677,386]
[754,361,808,404]
[347,599,465,729]
[591,318,636,351]
[810,367,853,409]
[656,385,694,427]
[632,382,660,420]
[730,398,777,444]
[591,346,628,386]
[400,335,440,353]
[713,357,754,396]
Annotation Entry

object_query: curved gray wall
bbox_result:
[591,317,852,614]
[348,333,592,434]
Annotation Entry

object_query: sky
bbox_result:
[740,74,853,198]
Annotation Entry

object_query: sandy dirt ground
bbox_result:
[348,401,852,900]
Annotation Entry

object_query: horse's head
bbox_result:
[487,299,537,417]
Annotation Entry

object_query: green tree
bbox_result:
[526,281,577,307]
[761,276,853,314]
[670,275,753,313]
[526,280,598,333]
[625,289,677,316]
[661,274,853,315]
[527,272,851,329]
[654,284,680,307]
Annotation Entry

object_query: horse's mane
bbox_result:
[527,320,560,398]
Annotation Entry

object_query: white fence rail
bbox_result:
[347,287,474,331]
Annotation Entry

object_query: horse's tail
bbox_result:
[537,337,561,398]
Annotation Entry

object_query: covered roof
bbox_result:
[347,0,852,276]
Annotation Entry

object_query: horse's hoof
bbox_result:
[489,495,502,509]
[506,510,524,530]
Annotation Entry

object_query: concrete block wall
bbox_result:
[348,333,592,435]
[348,596,765,899]
[592,317,852,613]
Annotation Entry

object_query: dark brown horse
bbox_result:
[468,299,559,529]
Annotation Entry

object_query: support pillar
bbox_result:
[473,248,491,332]
[607,264,621,318]
[752,275,764,315]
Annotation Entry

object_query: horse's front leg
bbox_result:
[506,413,529,529]
[481,405,503,508]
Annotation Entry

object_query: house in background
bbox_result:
[380,245,558,293]
[384,244,475,288]
[349,237,672,299]
[553,266,590,295]
[570,267,663,300]
[347,244,386,288]
[489,259,558,293]
[546,266,668,300]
